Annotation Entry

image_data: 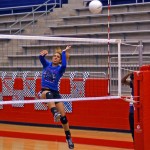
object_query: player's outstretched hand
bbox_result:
[40,50,48,56]
[64,46,71,51]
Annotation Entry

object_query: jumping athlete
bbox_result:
[39,46,74,149]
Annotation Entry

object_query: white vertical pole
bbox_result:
[118,41,121,96]
[107,0,111,95]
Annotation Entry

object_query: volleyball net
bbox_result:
[0,34,122,106]
[0,34,146,108]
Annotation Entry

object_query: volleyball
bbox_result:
[89,0,103,14]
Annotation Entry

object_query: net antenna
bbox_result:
[0,34,122,105]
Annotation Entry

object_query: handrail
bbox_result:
[9,0,61,34]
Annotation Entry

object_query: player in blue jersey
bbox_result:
[39,46,74,149]
[121,72,134,141]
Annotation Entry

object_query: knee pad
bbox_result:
[46,91,53,99]
[60,116,68,124]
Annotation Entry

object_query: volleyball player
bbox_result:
[39,46,74,149]
[121,72,134,141]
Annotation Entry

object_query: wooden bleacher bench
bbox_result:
[21,43,95,48]
[0,19,36,24]
[48,20,150,29]
[20,39,150,48]
[49,29,150,38]
[0,28,20,32]
[61,10,150,20]
[0,11,46,17]
[8,52,150,60]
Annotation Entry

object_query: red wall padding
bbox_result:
[85,79,108,96]
[14,78,23,90]
[0,79,2,92]
[0,78,130,130]
[134,66,150,150]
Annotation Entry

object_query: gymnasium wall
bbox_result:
[0,77,130,131]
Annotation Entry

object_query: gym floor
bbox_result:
[0,123,134,150]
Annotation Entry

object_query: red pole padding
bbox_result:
[134,65,150,150]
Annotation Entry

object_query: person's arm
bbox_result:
[121,72,133,86]
[39,50,49,67]
[60,46,71,73]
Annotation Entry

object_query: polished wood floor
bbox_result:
[0,137,133,150]
[0,123,134,150]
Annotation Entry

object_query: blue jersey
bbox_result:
[39,51,66,91]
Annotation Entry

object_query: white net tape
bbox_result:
[0,96,121,105]
[0,34,121,44]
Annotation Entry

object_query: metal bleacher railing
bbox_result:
[0,0,62,34]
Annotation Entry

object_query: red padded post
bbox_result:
[134,66,150,150]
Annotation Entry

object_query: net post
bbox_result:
[138,40,143,68]
[118,40,121,96]
[134,66,150,150]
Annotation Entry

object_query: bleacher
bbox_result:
[0,0,68,34]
